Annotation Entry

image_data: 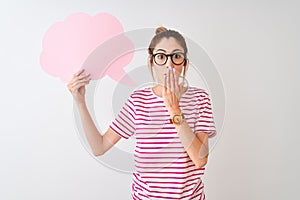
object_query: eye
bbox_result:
[173,53,184,59]
[156,53,165,60]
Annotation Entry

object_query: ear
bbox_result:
[148,55,153,66]
[184,58,189,67]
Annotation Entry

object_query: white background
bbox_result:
[1,0,299,199]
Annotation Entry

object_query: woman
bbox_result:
[68,26,217,200]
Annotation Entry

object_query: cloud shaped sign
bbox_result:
[40,12,136,85]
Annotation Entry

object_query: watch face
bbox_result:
[173,115,182,124]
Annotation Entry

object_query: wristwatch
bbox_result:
[169,113,185,125]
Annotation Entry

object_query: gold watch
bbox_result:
[169,113,185,125]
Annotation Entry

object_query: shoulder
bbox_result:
[187,86,209,97]
[187,86,213,107]
[128,87,152,100]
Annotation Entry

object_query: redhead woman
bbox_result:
[68,26,217,200]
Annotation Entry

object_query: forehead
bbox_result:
[153,37,184,53]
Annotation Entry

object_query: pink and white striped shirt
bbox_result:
[109,86,217,200]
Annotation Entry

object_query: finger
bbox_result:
[77,73,90,80]
[173,70,180,87]
[179,82,184,92]
[170,68,175,93]
[69,73,90,85]
[72,81,88,91]
[167,67,171,91]
[72,80,90,91]
[174,75,180,99]
[73,69,85,77]
[163,73,167,93]
[178,82,184,99]
[68,84,72,92]
[72,78,90,88]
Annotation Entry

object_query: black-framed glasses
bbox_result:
[152,52,186,66]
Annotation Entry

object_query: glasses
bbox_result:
[152,52,186,66]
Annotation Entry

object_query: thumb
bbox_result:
[179,82,184,91]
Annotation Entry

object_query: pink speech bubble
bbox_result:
[40,12,136,85]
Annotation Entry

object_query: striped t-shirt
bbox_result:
[109,86,217,200]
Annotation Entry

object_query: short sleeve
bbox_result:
[109,93,136,139]
[194,89,217,138]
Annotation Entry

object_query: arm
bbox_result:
[76,102,122,156]
[170,109,209,169]
[163,68,211,168]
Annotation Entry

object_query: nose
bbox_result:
[165,56,174,68]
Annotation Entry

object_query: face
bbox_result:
[149,37,186,86]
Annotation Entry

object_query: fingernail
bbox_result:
[164,74,166,78]
[172,68,175,72]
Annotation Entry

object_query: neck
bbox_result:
[152,85,188,96]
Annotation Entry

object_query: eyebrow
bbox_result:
[155,49,184,53]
